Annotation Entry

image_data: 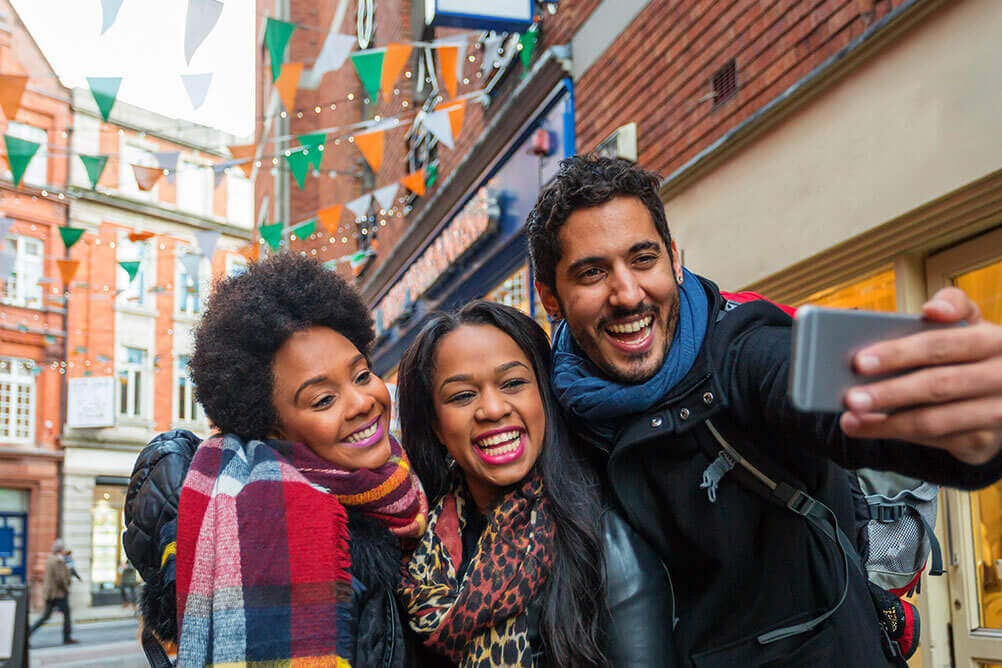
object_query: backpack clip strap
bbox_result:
[141,626,174,668]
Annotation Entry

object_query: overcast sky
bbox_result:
[12,0,255,137]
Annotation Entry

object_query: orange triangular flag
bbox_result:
[56,259,80,284]
[274,62,304,113]
[317,205,343,234]
[354,129,384,172]
[436,99,466,140]
[127,231,155,242]
[437,46,459,100]
[0,74,28,120]
[400,169,426,197]
[132,164,163,191]
[380,43,412,102]
[228,143,257,178]
[238,243,260,262]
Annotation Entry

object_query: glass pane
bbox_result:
[797,268,897,311]
[177,377,186,420]
[90,485,126,592]
[954,257,1002,630]
[133,371,142,416]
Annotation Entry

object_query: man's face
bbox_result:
[537,196,682,384]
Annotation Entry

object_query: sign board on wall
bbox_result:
[67,376,115,428]
[426,0,534,32]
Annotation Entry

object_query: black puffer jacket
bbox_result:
[576,277,1002,667]
[123,430,415,668]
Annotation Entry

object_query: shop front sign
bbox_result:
[67,376,115,428]
[425,0,534,32]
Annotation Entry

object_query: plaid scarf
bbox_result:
[398,472,554,667]
[176,434,427,667]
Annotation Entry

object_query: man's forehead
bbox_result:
[557,201,663,262]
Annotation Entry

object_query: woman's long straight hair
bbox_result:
[397,300,607,667]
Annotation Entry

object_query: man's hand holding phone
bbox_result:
[839,287,1002,465]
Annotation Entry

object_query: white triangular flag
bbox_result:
[481,34,504,76]
[155,151,180,184]
[184,0,224,64]
[100,0,124,34]
[0,250,15,279]
[181,73,213,109]
[0,218,14,241]
[212,163,227,188]
[346,193,372,219]
[373,184,398,211]
[193,230,220,261]
[301,32,356,90]
[178,253,202,280]
[421,108,454,149]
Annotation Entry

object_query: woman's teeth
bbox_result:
[344,420,378,443]
[475,430,521,455]
[606,315,653,335]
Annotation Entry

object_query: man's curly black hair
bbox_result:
[526,153,674,293]
[189,252,374,440]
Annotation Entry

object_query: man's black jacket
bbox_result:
[573,276,1002,667]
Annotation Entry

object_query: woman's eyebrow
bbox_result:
[496,360,529,374]
[293,375,327,404]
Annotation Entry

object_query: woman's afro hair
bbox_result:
[189,252,374,440]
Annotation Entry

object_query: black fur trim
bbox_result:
[140,566,178,644]
[346,509,403,592]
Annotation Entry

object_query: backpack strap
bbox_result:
[867,498,945,577]
[141,625,174,668]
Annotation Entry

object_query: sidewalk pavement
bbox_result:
[29,618,145,667]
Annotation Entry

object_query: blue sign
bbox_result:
[426,0,534,32]
[0,527,13,558]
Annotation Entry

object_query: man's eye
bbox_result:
[312,395,334,409]
[634,254,658,266]
[578,268,602,281]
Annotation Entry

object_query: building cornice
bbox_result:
[0,446,63,460]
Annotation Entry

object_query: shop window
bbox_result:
[796,268,896,312]
[5,122,48,187]
[486,265,551,336]
[0,358,34,444]
[90,484,126,605]
[2,236,44,308]
[174,354,202,424]
[175,259,200,315]
[225,254,247,277]
[118,347,147,418]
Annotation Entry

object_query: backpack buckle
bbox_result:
[785,489,816,516]
[876,503,906,523]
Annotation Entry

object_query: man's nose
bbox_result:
[607,265,644,309]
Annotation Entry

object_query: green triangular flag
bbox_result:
[79,154,108,189]
[350,51,384,100]
[298,133,325,169]
[265,18,297,83]
[260,222,284,251]
[86,76,122,122]
[519,30,537,73]
[59,226,85,250]
[284,149,311,190]
[118,260,141,282]
[425,162,439,188]
[4,135,39,187]
[291,219,316,240]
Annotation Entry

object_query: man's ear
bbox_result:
[534,280,561,319]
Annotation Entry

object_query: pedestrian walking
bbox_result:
[28,539,77,644]
[119,560,138,608]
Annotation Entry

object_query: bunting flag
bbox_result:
[317,204,342,234]
[238,243,260,262]
[0,250,14,279]
[228,143,256,178]
[212,163,227,187]
[193,229,220,260]
[132,164,163,191]
[436,99,466,139]
[519,30,537,72]
[3,135,39,187]
[181,73,213,109]
[481,33,504,76]
[155,151,180,184]
[56,259,81,284]
[303,32,356,89]
[285,149,311,189]
[354,128,384,172]
[290,219,315,240]
[274,62,303,112]
[118,261,141,282]
[298,133,325,169]
[346,193,372,218]
[0,218,13,240]
[437,45,459,100]
[59,227,85,250]
[265,17,297,82]
[350,51,384,100]
[373,183,398,211]
[178,253,202,279]
[426,163,439,188]
[78,154,108,189]
[420,108,454,149]
[86,76,122,122]
[380,43,412,101]
[184,0,224,64]
[0,74,28,120]
[400,169,426,197]
[100,0,124,34]
[259,222,284,251]
[127,231,155,242]
[349,249,371,275]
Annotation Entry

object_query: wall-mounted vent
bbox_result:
[711,60,737,108]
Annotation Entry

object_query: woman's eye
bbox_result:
[446,391,475,404]
[312,395,334,409]
[502,378,528,391]
[355,370,372,384]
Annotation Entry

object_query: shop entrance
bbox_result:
[926,227,1002,668]
[0,489,28,585]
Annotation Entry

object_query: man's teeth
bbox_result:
[475,430,521,453]
[344,420,378,443]
[607,316,652,335]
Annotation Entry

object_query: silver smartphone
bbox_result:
[789,305,964,413]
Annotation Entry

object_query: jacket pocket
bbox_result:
[691,616,838,668]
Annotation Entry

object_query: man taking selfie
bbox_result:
[527,154,1002,666]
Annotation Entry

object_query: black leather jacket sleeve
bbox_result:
[601,509,678,667]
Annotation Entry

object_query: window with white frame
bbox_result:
[0,358,35,443]
[226,173,254,228]
[175,257,200,315]
[5,122,48,187]
[174,354,201,423]
[117,347,147,418]
[119,143,158,200]
[177,159,213,217]
[225,254,247,278]
[116,236,152,307]
[2,236,44,308]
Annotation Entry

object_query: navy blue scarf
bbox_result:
[551,267,709,432]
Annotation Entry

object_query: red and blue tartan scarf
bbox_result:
[176,434,427,667]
